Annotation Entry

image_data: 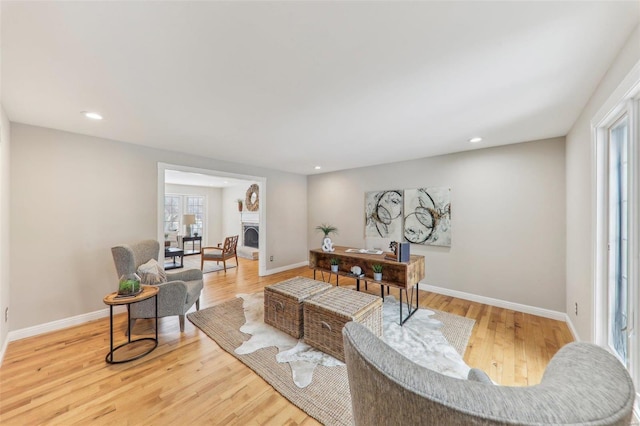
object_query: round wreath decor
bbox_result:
[245,184,259,211]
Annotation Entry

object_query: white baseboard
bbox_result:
[264,261,309,276]
[7,305,126,343]
[4,260,311,347]
[419,283,567,322]
[563,315,581,342]
[0,333,9,366]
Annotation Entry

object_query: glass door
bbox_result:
[607,115,629,364]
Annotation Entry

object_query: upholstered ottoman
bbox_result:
[264,277,332,338]
[303,287,382,362]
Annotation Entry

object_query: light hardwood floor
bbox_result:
[0,257,573,425]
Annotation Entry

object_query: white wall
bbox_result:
[0,106,11,359]
[165,183,223,247]
[308,138,566,312]
[9,123,308,331]
[565,26,640,341]
[222,184,252,243]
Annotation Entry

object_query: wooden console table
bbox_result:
[309,246,425,324]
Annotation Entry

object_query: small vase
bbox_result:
[118,273,141,296]
[331,264,339,273]
[373,272,382,281]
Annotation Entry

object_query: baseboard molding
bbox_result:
[8,305,126,343]
[5,260,309,346]
[0,333,9,366]
[419,284,567,322]
[263,261,309,276]
[563,315,581,341]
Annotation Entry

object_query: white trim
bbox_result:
[0,332,9,366]
[592,60,640,127]
[564,315,581,342]
[262,261,309,276]
[419,283,567,322]
[7,306,126,342]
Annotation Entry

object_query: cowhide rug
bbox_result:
[234,292,470,388]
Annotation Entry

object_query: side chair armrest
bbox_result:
[155,280,188,302]
[167,268,203,282]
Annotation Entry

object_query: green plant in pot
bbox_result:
[118,273,141,296]
[372,264,383,281]
[316,223,338,252]
[330,257,340,272]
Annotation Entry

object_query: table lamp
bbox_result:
[183,214,196,236]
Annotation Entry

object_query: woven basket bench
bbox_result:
[303,286,382,362]
[263,277,332,338]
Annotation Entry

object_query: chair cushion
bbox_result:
[202,253,224,260]
[137,259,167,285]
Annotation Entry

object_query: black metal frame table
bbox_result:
[103,285,159,364]
[164,247,184,270]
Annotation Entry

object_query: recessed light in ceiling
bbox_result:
[81,111,103,120]
[314,166,322,170]
[469,137,482,143]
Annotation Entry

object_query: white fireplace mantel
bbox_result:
[241,211,259,223]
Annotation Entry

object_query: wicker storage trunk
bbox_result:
[303,287,382,362]
[264,277,332,338]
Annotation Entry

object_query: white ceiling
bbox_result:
[2,1,638,175]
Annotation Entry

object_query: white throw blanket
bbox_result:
[235,292,470,388]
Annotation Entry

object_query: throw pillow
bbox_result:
[136,259,167,285]
[467,368,493,384]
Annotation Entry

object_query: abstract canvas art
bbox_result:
[403,187,451,246]
[365,190,403,241]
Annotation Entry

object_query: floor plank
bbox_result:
[0,257,573,424]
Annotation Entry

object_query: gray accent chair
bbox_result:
[111,240,204,332]
[342,321,635,425]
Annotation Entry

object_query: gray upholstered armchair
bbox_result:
[111,240,204,332]
[343,321,635,425]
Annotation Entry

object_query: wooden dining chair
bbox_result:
[200,235,239,272]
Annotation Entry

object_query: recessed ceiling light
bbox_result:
[469,137,482,143]
[81,111,103,120]
[314,166,322,170]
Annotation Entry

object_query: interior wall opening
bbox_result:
[157,163,266,276]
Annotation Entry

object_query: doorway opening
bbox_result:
[157,163,267,276]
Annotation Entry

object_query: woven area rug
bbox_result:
[188,291,475,426]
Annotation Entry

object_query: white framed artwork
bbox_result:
[403,187,451,247]
[364,190,403,241]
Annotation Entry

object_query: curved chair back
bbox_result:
[223,235,238,254]
[342,321,635,425]
[111,240,159,278]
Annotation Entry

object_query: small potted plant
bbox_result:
[330,257,340,273]
[118,273,141,296]
[316,223,338,252]
[237,199,244,212]
[372,264,383,281]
